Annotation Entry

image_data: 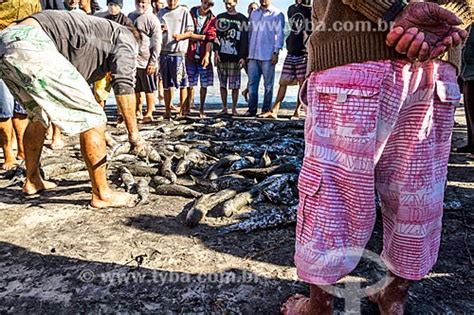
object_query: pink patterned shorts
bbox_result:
[295,60,460,284]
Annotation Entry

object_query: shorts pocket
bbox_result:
[296,157,323,245]
[306,65,385,140]
[435,80,461,104]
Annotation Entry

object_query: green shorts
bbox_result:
[0,25,106,135]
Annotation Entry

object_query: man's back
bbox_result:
[30,10,137,83]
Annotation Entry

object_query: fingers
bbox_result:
[395,27,419,54]
[430,43,448,59]
[417,42,430,62]
[406,31,425,60]
[386,26,405,47]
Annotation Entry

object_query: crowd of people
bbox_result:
[1,0,473,314]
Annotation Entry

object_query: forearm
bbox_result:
[179,31,194,40]
[190,33,206,41]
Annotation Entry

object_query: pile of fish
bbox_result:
[2,117,466,234]
[107,117,305,233]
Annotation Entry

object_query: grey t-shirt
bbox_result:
[128,10,162,69]
[157,6,194,56]
[31,10,138,95]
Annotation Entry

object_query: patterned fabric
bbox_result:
[159,55,188,90]
[280,54,307,86]
[0,0,41,30]
[217,61,242,90]
[186,60,214,88]
[93,73,112,103]
[295,59,460,285]
[0,25,106,135]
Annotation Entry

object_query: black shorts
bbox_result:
[135,68,158,93]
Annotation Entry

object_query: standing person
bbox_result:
[241,1,259,103]
[259,0,311,120]
[456,26,474,154]
[184,0,216,118]
[94,0,134,110]
[129,0,162,124]
[0,11,145,207]
[157,0,194,120]
[151,0,171,108]
[0,0,41,170]
[281,1,471,314]
[214,0,248,116]
[246,0,285,117]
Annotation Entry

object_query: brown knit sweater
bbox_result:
[308,0,474,74]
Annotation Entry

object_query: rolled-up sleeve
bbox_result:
[110,29,138,95]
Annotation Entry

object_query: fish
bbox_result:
[175,149,207,176]
[121,164,160,177]
[174,144,191,156]
[142,145,162,163]
[196,174,255,192]
[120,166,136,193]
[218,205,298,234]
[262,174,299,205]
[186,188,240,227]
[202,154,241,179]
[259,150,272,168]
[220,174,284,217]
[235,164,297,179]
[136,178,150,204]
[150,175,172,187]
[228,156,257,172]
[109,142,131,159]
[154,184,202,199]
[222,190,256,217]
[41,162,85,180]
[112,154,139,163]
[161,155,177,183]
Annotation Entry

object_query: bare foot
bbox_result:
[217,109,228,116]
[199,110,207,118]
[50,138,65,150]
[23,178,57,195]
[290,115,300,121]
[232,110,238,116]
[91,190,136,209]
[281,294,311,315]
[2,158,18,170]
[259,111,278,119]
[366,280,409,315]
[136,111,143,120]
[142,115,154,124]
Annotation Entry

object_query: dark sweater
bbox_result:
[308,0,473,74]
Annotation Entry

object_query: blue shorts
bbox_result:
[186,60,214,88]
[0,79,26,119]
[159,55,188,90]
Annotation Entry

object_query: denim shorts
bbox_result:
[0,79,26,118]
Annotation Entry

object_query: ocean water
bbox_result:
[107,50,300,111]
